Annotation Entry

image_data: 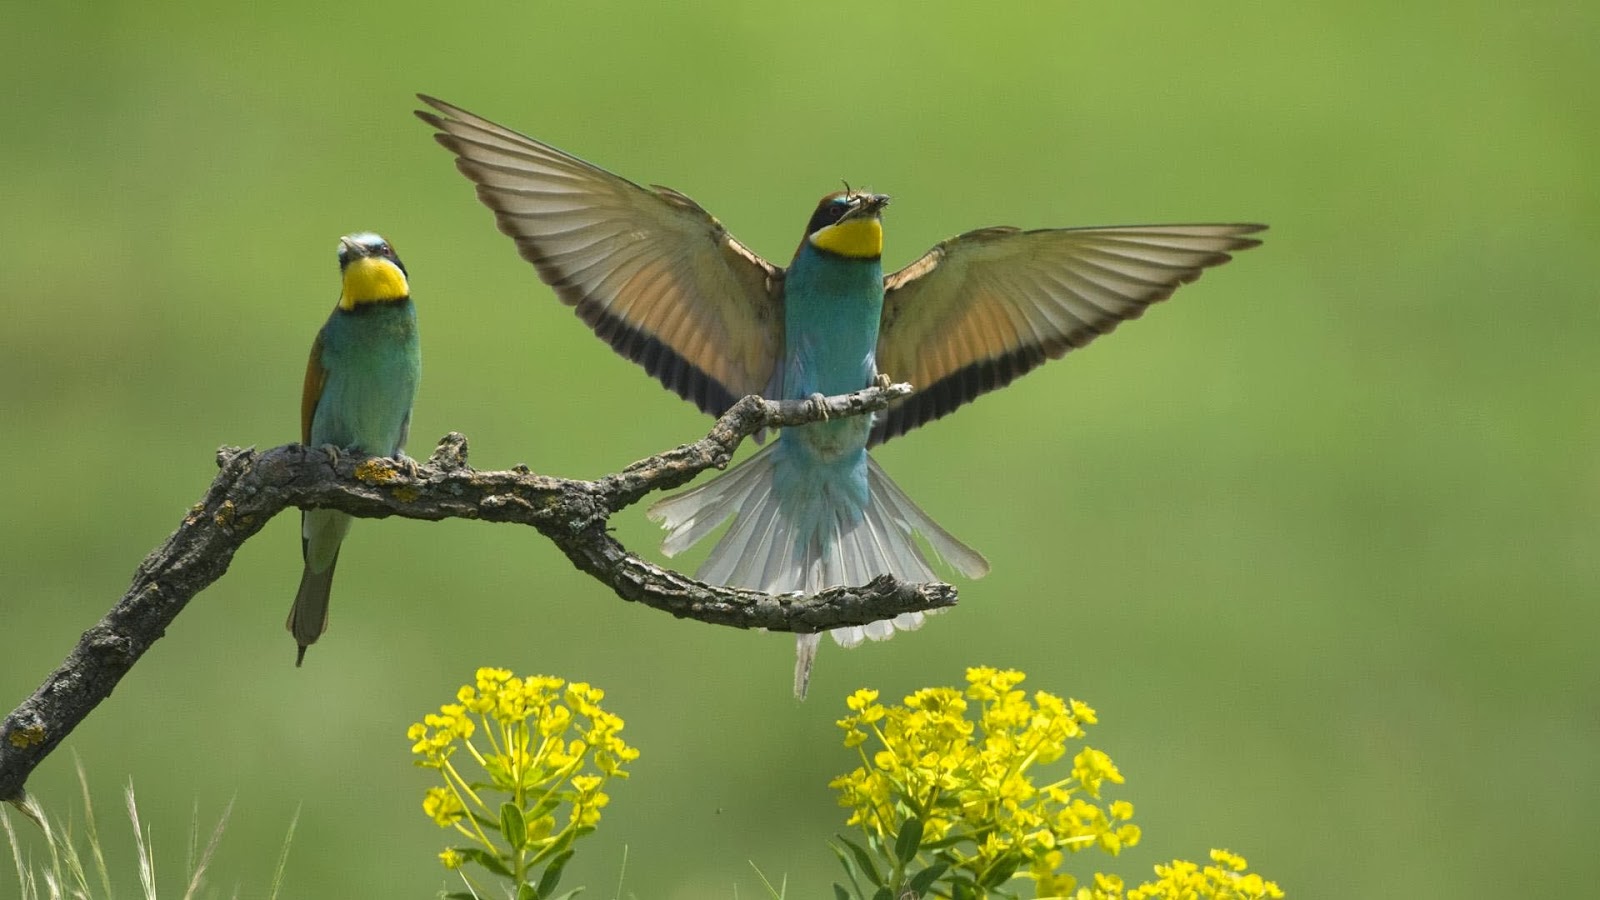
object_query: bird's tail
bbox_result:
[288,509,349,665]
[647,444,988,698]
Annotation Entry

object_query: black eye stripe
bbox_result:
[807,198,850,234]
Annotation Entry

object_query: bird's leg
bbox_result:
[806,392,831,422]
[319,444,342,467]
[874,372,894,389]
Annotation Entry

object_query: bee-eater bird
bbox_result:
[416,96,1263,696]
[289,232,422,665]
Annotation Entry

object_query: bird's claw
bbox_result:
[392,452,422,478]
[874,372,893,389]
[319,444,342,466]
[806,392,831,422]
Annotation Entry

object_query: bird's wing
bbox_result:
[301,331,327,445]
[872,223,1265,444]
[417,95,784,415]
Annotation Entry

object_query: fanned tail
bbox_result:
[648,446,988,699]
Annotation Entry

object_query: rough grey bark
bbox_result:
[0,383,955,804]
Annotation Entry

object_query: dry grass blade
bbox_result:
[126,782,157,900]
[264,804,299,900]
[181,798,232,900]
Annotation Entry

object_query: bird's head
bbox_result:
[804,190,890,259]
[337,232,410,309]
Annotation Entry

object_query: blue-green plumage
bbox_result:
[290,233,420,664]
[308,304,420,456]
[769,239,884,570]
[781,241,885,400]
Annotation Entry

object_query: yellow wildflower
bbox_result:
[1126,851,1285,900]
[1073,747,1124,798]
[408,668,639,896]
[422,786,463,827]
[832,668,1139,897]
[1212,848,1248,872]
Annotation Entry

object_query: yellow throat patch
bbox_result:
[809,217,883,259]
[339,257,410,309]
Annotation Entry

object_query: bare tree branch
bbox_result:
[0,383,956,803]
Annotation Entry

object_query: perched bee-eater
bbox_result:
[289,232,421,665]
[416,96,1263,696]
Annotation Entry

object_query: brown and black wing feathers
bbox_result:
[417,96,784,415]
[873,223,1265,444]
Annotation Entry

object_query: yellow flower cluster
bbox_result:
[831,667,1140,895]
[406,667,639,883]
[1122,850,1284,900]
[1060,850,1282,900]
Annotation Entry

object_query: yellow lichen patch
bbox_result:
[355,458,400,484]
[8,724,46,748]
[213,500,236,528]
[393,486,420,503]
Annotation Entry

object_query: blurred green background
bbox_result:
[3,1,1596,896]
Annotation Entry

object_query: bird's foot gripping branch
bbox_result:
[0,382,954,804]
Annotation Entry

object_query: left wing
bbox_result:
[301,331,327,444]
[872,223,1265,444]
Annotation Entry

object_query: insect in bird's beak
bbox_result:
[841,192,891,220]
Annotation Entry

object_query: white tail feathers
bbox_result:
[647,444,988,697]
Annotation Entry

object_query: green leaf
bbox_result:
[838,835,884,887]
[908,861,950,895]
[832,884,852,900]
[501,802,528,851]
[893,817,923,866]
[456,847,514,878]
[830,841,866,897]
[442,893,478,900]
[978,855,1021,889]
[536,851,574,899]
[944,867,984,900]
[546,889,586,900]
[517,882,539,900]
[870,887,893,900]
